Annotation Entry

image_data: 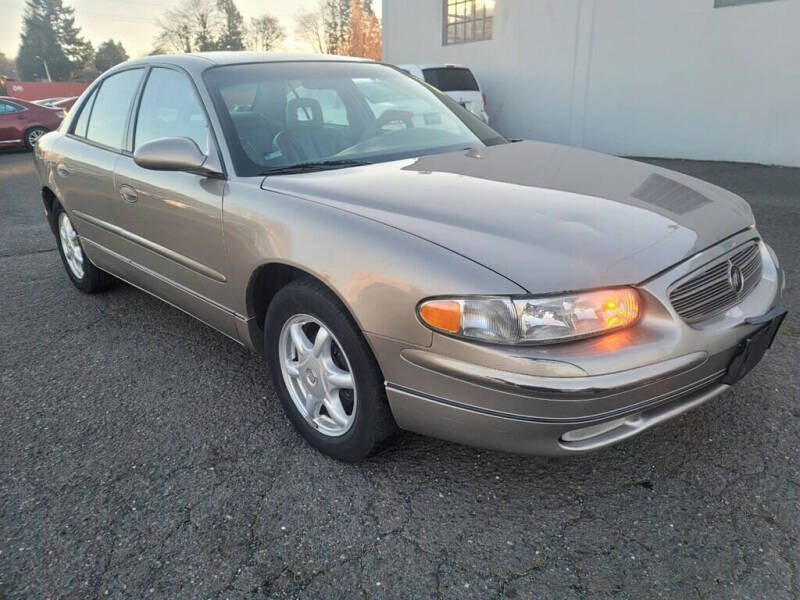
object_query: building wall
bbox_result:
[382,0,800,166]
[5,81,89,101]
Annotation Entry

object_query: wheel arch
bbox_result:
[246,260,369,335]
[247,262,310,333]
[41,186,59,234]
[245,261,386,364]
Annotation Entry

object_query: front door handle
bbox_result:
[119,184,138,204]
[56,163,70,177]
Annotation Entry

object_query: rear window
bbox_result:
[422,67,479,92]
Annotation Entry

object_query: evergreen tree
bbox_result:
[192,0,220,52]
[17,0,92,81]
[323,0,351,55]
[216,0,245,51]
[54,1,93,75]
[94,40,128,72]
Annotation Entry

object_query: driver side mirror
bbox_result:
[133,137,223,178]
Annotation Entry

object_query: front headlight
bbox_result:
[418,288,641,345]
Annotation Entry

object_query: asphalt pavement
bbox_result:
[1,149,798,599]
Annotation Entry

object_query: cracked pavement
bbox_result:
[0,150,798,599]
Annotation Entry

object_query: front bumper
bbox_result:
[372,230,785,455]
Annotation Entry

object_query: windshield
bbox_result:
[204,61,506,176]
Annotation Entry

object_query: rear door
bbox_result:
[53,68,145,258]
[113,66,236,337]
[421,67,483,117]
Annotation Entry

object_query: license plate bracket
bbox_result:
[721,307,787,385]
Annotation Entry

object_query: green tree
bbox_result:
[94,39,128,72]
[323,0,351,54]
[193,0,220,51]
[17,0,93,81]
[216,0,245,51]
[55,1,93,75]
[296,0,354,55]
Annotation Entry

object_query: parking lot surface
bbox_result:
[1,150,798,599]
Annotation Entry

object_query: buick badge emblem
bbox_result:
[729,264,744,293]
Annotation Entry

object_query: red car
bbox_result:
[52,96,78,112]
[0,96,65,150]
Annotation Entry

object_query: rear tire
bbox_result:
[265,278,398,462]
[24,126,48,150]
[53,203,117,294]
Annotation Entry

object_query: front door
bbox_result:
[0,99,28,146]
[113,66,236,338]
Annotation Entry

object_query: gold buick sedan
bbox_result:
[33,53,786,461]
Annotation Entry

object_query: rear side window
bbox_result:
[422,67,479,92]
[72,88,97,138]
[134,67,210,153]
[84,68,144,149]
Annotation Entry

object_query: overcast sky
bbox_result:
[0,0,382,59]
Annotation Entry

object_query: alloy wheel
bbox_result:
[278,314,357,437]
[58,211,85,280]
[27,128,45,146]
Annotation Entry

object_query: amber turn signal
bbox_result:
[419,300,461,333]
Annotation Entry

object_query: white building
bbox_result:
[382,0,800,167]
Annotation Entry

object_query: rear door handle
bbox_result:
[56,163,70,177]
[119,184,138,204]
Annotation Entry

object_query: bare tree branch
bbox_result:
[247,14,285,51]
[295,4,328,54]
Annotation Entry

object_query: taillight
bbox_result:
[482,93,487,110]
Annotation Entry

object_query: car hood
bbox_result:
[261,140,754,293]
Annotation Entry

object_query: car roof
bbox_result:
[115,52,373,75]
[396,63,471,70]
[0,96,33,105]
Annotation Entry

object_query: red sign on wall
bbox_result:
[6,81,90,101]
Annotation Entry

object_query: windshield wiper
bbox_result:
[261,159,373,177]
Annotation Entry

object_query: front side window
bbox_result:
[134,67,210,153]
[205,61,506,177]
[84,69,144,149]
[0,101,24,114]
[444,0,494,45]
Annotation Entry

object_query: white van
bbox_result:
[395,63,489,124]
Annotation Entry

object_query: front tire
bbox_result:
[54,204,116,293]
[24,126,48,150]
[265,278,398,462]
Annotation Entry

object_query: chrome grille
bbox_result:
[669,241,762,323]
